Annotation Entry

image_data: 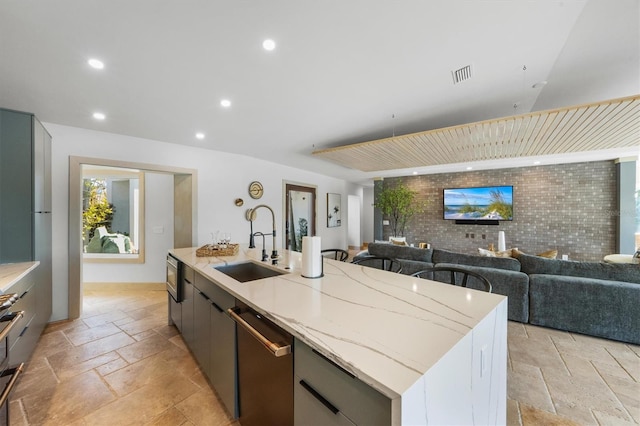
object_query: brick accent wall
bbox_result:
[378,161,617,262]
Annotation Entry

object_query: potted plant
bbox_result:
[374,181,425,237]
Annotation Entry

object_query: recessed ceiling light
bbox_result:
[195,132,205,140]
[92,112,106,120]
[533,161,541,165]
[262,39,276,51]
[88,58,104,69]
[220,99,231,108]
[466,166,473,170]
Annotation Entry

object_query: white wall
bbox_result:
[48,123,363,321]
[83,172,174,283]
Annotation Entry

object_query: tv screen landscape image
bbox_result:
[443,185,513,221]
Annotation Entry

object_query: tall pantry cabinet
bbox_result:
[0,108,53,362]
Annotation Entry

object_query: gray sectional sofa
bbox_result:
[355,242,640,344]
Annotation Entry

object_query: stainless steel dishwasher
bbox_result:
[228,300,293,426]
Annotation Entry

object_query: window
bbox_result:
[82,165,144,263]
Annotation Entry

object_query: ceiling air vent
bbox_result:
[452,64,473,84]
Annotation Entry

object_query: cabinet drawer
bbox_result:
[183,264,195,284]
[194,273,234,310]
[294,375,356,426]
[294,341,391,426]
[8,282,37,348]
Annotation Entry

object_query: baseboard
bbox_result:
[83,282,165,291]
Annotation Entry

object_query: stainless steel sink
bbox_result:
[214,262,286,283]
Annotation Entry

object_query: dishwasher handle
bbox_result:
[227,307,291,357]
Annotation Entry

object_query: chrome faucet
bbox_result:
[246,204,278,264]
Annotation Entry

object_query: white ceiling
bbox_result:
[1,0,638,185]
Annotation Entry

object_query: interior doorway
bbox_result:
[284,183,316,252]
[68,156,197,319]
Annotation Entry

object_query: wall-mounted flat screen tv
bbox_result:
[443,185,513,221]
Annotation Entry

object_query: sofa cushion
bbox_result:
[435,262,529,323]
[367,242,433,263]
[529,274,640,344]
[433,249,521,272]
[517,252,640,284]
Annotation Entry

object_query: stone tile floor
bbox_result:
[8,287,640,425]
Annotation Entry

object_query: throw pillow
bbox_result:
[512,248,558,259]
[478,247,517,258]
[390,237,408,246]
[478,248,496,257]
[536,249,558,259]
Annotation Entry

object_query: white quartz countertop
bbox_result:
[170,246,506,400]
[0,261,39,293]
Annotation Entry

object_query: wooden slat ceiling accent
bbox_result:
[312,94,640,172]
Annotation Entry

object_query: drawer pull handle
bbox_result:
[198,291,209,300]
[0,311,24,340]
[0,363,25,407]
[299,380,339,415]
[227,308,291,357]
[211,301,224,313]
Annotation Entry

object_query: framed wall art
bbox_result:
[327,193,341,228]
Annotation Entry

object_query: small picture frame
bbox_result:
[327,193,341,228]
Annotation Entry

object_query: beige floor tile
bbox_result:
[519,403,582,426]
[47,332,134,372]
[64,322,122,346]
[593,409,640,426]
[103,351,173,396]
[554,338,619,367]
[21,370,115,425]
[508,362,555,413]
[524,324,575,343]
[169,334,189,351]
[12,358,59,400]
[55,351,121,381]
[558,353,599,379]
[176,388,235,426]
[145,407,191,426]
[31,330,73,359]
[76,331,137,360]
[544,369,632,422]
[95,355,129,376]
[9,400,28,426]
[601,372,640,423]
[43,319,88,336]
[507,321,527,339]
[508,335,569,374]
[82,369,200,425]
[82,309,132,328]
[132,328,161,341]
[506,398,522,426]
[116,333,171,364]
[118,315,168,336]
[154,323,180,339]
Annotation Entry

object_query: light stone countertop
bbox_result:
[0,261,39,293]
[170,245,506,401]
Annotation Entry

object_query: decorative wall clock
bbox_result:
[248,181,264,199]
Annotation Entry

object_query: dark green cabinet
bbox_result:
[181,265,195,348]
[180,271,237,418]
[294,340,391,426]
[0,108,52,363]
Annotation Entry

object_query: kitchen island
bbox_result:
[170,246,507,425]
